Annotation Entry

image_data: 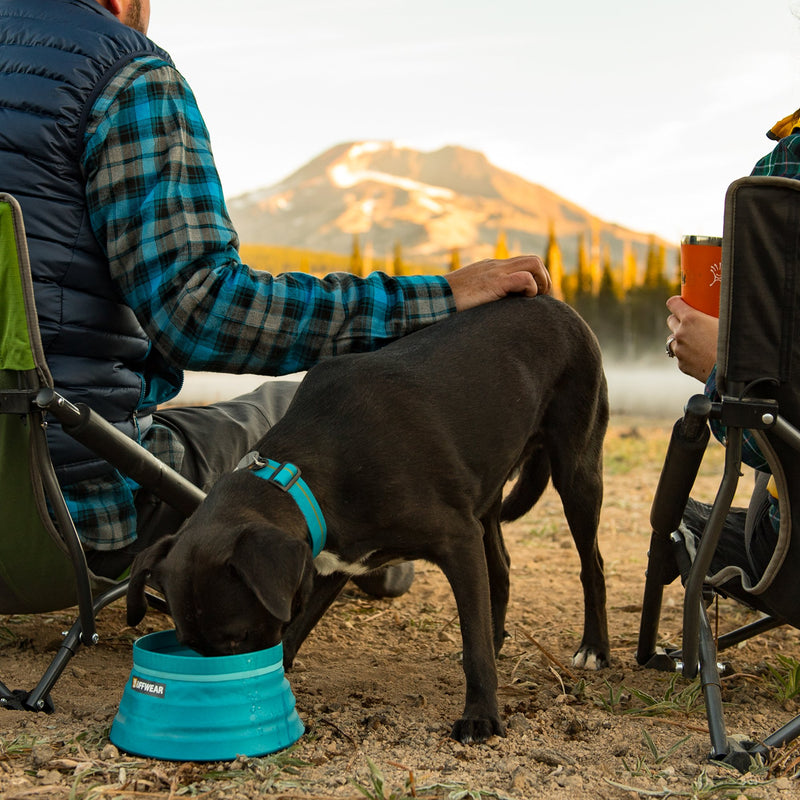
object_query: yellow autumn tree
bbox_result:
[589,229,602,295]
[392,241,404,276]
[349,234,363,276]
[449,248,461,272]
[545,222,564,300]
[621,243,638,296]
[576,234,591,296]
[494,230,509,259]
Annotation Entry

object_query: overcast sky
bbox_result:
[148,1,800,244]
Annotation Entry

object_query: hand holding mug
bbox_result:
[666,296,719,383]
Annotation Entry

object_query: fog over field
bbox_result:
[175,362,701,420]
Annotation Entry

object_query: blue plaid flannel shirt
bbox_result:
[66,56,455,551]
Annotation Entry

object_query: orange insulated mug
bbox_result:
[680,235,723,317]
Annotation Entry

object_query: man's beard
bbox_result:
[125,0,145,34]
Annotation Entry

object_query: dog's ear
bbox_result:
[125,535,178,627]
[229,529,311,623]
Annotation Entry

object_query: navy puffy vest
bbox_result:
[0,0,180,484]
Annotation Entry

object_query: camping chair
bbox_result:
[636,175,800,770]
[0,192,205,713]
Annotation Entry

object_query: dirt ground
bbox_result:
[3,416,800,799]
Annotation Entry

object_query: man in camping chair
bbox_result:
[0,0,551,587]
[664,108,800,602]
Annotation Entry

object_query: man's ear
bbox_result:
[96,0,124,21]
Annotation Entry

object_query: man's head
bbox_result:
[97,0,151,35]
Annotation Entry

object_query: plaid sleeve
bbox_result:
[750,133,800,179]
[82,58,455,376]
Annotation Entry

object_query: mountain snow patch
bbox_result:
[329,162,454,201]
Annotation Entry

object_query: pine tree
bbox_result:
[392,240,404,276]
[644,235,666,288]
[494,230,509,259]
[598,247,618,300]
[383,250,394,276]
[449,248,461,272]
[621,243,638,296]
[576,234,591,296]
[545,222,564,300]
[349,234,363,276]
[589,229,602,295]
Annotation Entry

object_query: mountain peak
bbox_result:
[228,141,671,265]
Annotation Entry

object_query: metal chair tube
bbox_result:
[681,430,743,680]
[37,389,205,516]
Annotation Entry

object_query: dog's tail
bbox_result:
[500,452,551,522]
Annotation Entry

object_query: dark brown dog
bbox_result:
[127,295,609,743]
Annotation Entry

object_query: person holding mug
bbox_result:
[663,107,800,586]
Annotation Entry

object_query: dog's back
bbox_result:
[264,295,607,529]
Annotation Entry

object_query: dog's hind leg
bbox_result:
[482,504,510,656]
[548,424,609,670]
[500,449,551,523]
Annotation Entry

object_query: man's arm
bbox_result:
[83,58,550,376]
[83,58,458,375]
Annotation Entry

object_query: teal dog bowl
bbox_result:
[110,629,303,761]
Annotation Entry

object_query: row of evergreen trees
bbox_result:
[542,228,679,361]
[241,229,679,362]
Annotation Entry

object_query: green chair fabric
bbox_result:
[0,193,200,712]
[0,193,84,613]
[0,198,35,372]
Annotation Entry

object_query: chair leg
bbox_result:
[682,431,743,681]
[637,397,711,668]
[716,615,783,653]
[2,582,168,714]
[21,583,129,712]
[0,678,30,711]
[696,600,728,759]
[759,714,800,752]
[636,527,676,668]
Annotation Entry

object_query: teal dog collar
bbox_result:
[235,451,326,557]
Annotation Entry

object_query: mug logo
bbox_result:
[131,675,166,698]
[709,262,722,287]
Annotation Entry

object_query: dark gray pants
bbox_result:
[681,471,778,596]
[86,380,300,579]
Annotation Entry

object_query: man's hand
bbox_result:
[666,295,719,383]
[445,255,552,311]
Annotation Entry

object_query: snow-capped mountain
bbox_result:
[227,141,672,265]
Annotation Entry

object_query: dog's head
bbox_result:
[126,519,314,657]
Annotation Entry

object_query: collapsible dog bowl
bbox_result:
[110,629,303,761]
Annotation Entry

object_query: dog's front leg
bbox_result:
[282,571,349,668]
[439,537,504,744]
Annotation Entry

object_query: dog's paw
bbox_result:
[571,644,609,671]
[492,629,510,657]
[450,715,506,744]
